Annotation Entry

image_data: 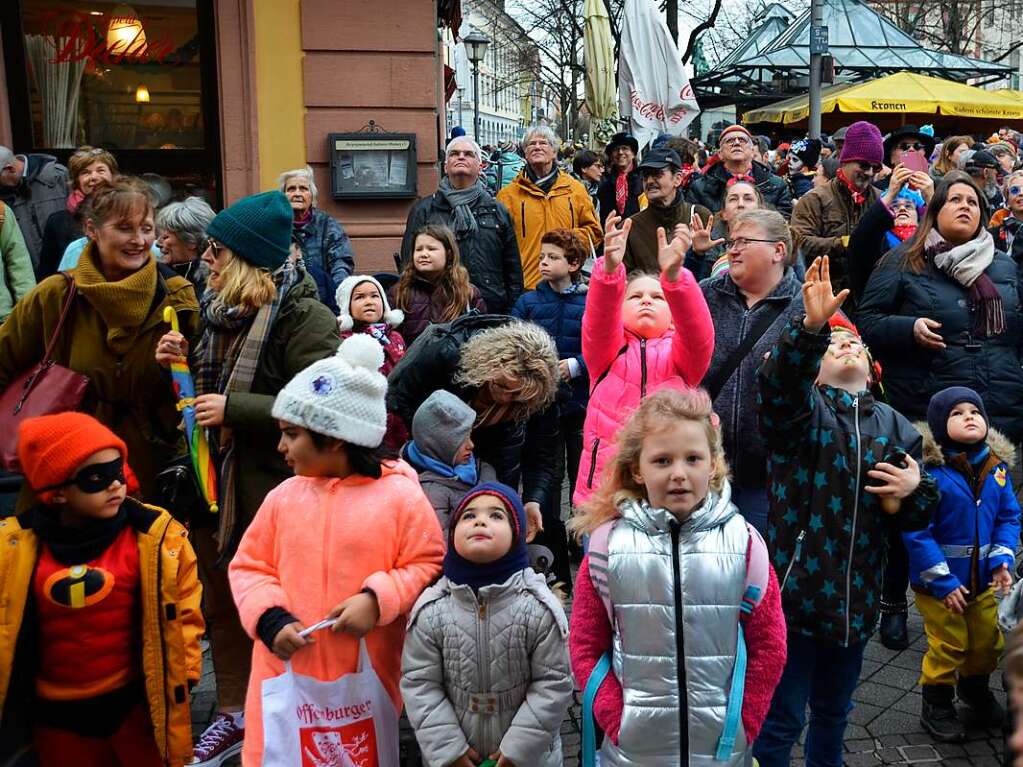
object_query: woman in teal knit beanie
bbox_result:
[154,189,340,761]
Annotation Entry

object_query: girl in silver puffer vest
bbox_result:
[401,482,573,767]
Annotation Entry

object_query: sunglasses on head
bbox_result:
[40,458,126,495]
[898,142,925,152]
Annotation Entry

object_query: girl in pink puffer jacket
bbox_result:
[573,212,715,505]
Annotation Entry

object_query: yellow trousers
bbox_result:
[915,589,1004,686]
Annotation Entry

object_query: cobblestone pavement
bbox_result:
[192,592,1008,767]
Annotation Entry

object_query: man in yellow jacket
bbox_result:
[498,126,603,289]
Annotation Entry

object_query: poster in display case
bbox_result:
[328,132,417,199]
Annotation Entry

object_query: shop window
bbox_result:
[3,0,221,202]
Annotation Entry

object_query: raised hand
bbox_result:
[691,213,725,254]
[909,171,935,203]
[602,211,632,274]
[883,164,914,205]
[657,225,687,282]
[801,256,850,332]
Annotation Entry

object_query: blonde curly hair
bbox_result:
[570,387,730,537]
[455,321,559,420]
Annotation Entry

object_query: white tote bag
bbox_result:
[261,639,399,767]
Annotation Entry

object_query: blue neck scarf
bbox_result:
[405,440,478,485]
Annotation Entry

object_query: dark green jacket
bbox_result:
[221,271,340,527]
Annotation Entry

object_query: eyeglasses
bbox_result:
[208,239,224,257]
[525,140,551,148]
[856,161,883,173]
[721,135,751,146]
[725,237,779,251]
[898,142,925,152]
[891,201,917,213]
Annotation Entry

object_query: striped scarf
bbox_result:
[197,263,302,558]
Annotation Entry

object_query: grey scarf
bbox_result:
[438,177,483,237]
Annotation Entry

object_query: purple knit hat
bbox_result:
[839,121,884,166]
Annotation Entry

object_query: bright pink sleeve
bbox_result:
[582,258,627,382]
[662,269,714,386]
[570,555,623,745]
[361,481,445,626]
[740,563,787,743]
[228,489,289,638]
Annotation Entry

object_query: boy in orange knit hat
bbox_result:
[0,412,204,767]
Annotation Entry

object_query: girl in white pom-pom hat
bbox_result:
[228,334,445,767]
[335,274,409,449]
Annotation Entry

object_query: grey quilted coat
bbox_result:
[401,569,573,767]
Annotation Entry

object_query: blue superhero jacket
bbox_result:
[904,425,1021,599]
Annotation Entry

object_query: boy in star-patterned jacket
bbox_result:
[752,257,938,767]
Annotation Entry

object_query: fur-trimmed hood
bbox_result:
[915,421,1017,467]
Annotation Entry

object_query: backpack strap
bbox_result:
[716,622,747,760]
[741,522,771,616]
[587,520,616,625]
[582,652,612,767]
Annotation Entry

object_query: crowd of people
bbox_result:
[2,117,1023,767]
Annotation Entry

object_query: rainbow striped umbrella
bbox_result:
[164,306,218,513]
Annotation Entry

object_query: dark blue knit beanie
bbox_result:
[443,481,530,591]
[207,190,293,272]
[927,386,989,453]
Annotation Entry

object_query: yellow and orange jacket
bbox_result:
[0,498,204,766]
[498,169,603,289]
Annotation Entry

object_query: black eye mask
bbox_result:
[42,458,126,494]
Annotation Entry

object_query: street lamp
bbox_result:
[463,29,491,143]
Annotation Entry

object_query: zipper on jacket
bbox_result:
[586,438,601,488]
[154,519,171,758]
[477,596,491,751]
[845,397,862,646]
[640,339,648,398]
[520,202,526,238]
[729,309,751,477]
[669,522,690,763]
[570,199,576,228]
[780,529,806,591]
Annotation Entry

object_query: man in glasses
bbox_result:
[791,120,883,316]
[881,125,936,194]
[686,124,793,220]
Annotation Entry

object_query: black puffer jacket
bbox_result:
[857,241,1023,441]
[386,314,558,506]
[399,190,523,314]
[758,318,937,647]
[686,158,793,219]
[596,167,644,219]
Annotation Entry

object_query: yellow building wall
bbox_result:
[253,0,305,190]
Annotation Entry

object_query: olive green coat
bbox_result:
[0,262,201,501]
[219,272,340,530]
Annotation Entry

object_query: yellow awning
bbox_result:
[743,72,1023,125]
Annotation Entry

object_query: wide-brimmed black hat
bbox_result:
[605,132,639,155]
[883,125,936,162]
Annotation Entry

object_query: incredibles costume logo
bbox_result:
[43,565,115,608]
